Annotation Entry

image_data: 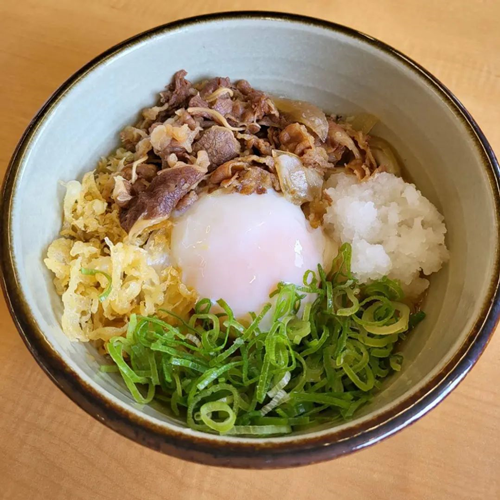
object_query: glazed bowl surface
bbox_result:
[2,12,499,468]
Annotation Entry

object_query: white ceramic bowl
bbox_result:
[2,12,500,468]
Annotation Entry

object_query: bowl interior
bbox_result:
[7,16,499,443]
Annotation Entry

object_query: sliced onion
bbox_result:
[111,175,132,206]
[204,87,234,102]
[272,97,329,141]
[62,180,82,221]
[347,113,379,135]
[369,136,402,176]
[187,107,243,131]
[273,151,324,205]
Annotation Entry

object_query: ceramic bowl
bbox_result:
[1,12,499,468]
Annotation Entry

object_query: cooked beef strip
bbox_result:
[211,97,233,115]
[159,69,193,110]
[221,167,280,195]
[192,126,241,169]
[188,94,209,108]
[120,126,147,151]
[172,190,199,217]
[279,123,315,156]
[209,155,275,184]
[199,77,232,98]
[121,163,158,183]
[119,166,205,232]
[237,133,273,156]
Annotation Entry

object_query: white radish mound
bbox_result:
[324,172,449,297]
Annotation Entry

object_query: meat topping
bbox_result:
[193,126,241,169]
[112,70,382,233]
[120,165,205,233]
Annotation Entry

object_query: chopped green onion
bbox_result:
[260,389,290,416]
[196,362,242,391]
[99,364,119,373]
[80,268,112,302]
[170,357,207,373]
[409,311,426,329]
[361,302,410,335]
[103,242,423,436]
[224,425,292,435]
[363,277,403,301]
[268,371,291,398]
[389,354,404,372]
[243,303,272,340]
[290,392,352,409]
[200,401,236,433]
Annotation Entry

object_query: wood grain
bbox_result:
[1,1,500,498]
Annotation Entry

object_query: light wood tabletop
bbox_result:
[1,1,500,499]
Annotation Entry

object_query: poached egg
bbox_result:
[170,191,332,319]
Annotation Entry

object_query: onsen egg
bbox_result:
[170,191,332,319]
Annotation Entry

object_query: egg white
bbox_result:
[167,191,335,320]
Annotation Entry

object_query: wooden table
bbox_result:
[1,1,499,498]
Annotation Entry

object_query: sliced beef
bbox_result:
[212,97,233,116]
[112,176,133,208]
[267,127,281,149]
[279,123,315,156]
[210,160,247,185]
[327,120,361,161]
[301,147,331,170]
[326,120,377,171]
[344,158,371,180]
[120,126,147,151]
[223,167,280,195]
[343,123,377,170]
[110,71,384,221]
[149,120,202,168]
[200,77,232,98]
[121,163,158,183]
[209,155,274,184]
[235,80,279,122]
[119,166,204,233]
[159,143,193,163]
[159,70,192,110]
[193,126,240,169]
[102,163,158,204]
[175,109,202,130]
[130,178,150,196]
[324,135,347,164]
[189,94,209,108]
[238,133,273,156]
[229,99,246,121]
[172,190,199,217]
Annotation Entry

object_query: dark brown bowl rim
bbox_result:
[1,11,500,469]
